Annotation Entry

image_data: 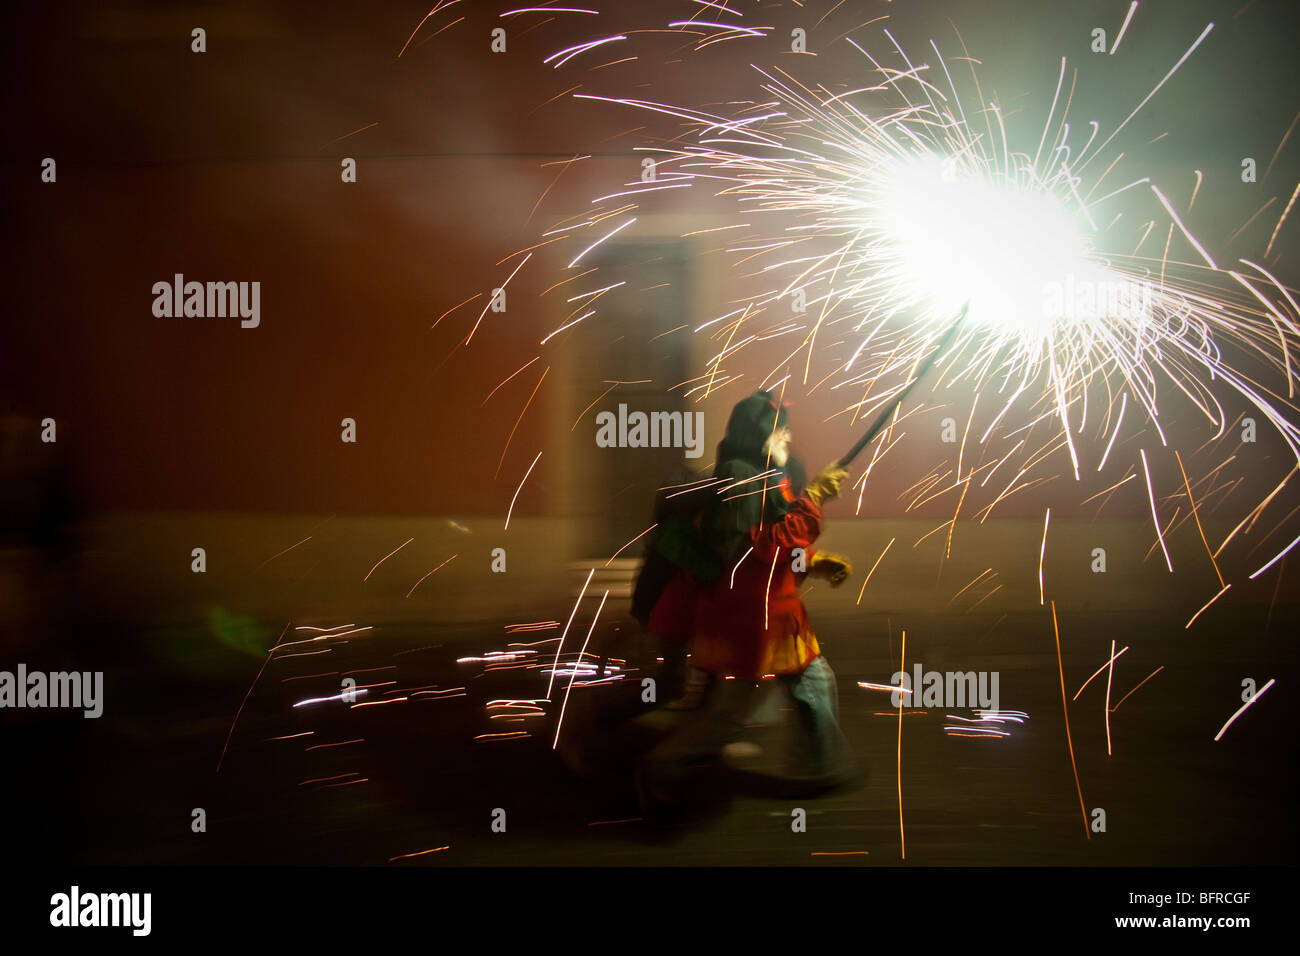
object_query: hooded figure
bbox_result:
[628,461,717,702]
[690,391,842,679]
[703,392,806,554]
[632,394,809,700]
[636,391,859,817]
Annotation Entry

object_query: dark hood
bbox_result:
[707,391,806,561]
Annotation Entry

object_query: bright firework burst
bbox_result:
[417,0,1300,593]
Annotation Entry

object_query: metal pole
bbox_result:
[837,301,970,467]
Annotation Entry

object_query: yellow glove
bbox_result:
[806,462,849,506]
[810,551,853,586]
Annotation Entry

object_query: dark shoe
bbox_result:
[785,757,869,796]
[634,767,688,829]
[730,757,868,798]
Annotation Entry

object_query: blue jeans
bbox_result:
[782,655,849,778]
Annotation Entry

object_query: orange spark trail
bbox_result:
[897,628,906,861]
[1214,678,1276,741]
[1140,449,1174,572]
[1074,645,1130,700]
[947,568,994,607]
[570,382,620,430]
[1217,466,1296,557]
[945,479,970,559]
[527,152,585,224]
[321,121,378,149]
[466,252,531,343]
[1052,601,1090,841]
[1104,639,1116,756]
[1038,507,1050,605]
[548,568,594,698]
[1110,666,1164,712]
[388,845,449,862]
[605,524,657,566]
[259,536,312,568]
[1264,180,1299,258]
[1185,583,1231,629]
[1097,393,1127,472]
[1176,450,1224,587]
[764,547,780,630]
[433,292,481,330]
[681,223,751,237]
[706,303,753,400]
[365,538,414,581]
[567,216,637,268]
[406,554,458,598]
[1080,472,1136,506]
[554,589,609,749]
[482,356,540,406]
[505,452,543,531]
[299,772,360,787]
[217,621,290,773]
[856,537,895,605]
[540,309,596,345]
[1227,196,1277,245]
[649,324,688,342]
[495,365,549,479]
[397,2,451,58]
[1265,109,1300,179]
[541,267,596,297]
[966,584,1003,611]
[729,547,753,589]
[757,373,788,529]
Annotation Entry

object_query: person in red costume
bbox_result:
[637,391,859,816]
[629,463,717,707]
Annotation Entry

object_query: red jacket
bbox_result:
[646,569,697,644]
[690,494,823,679]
